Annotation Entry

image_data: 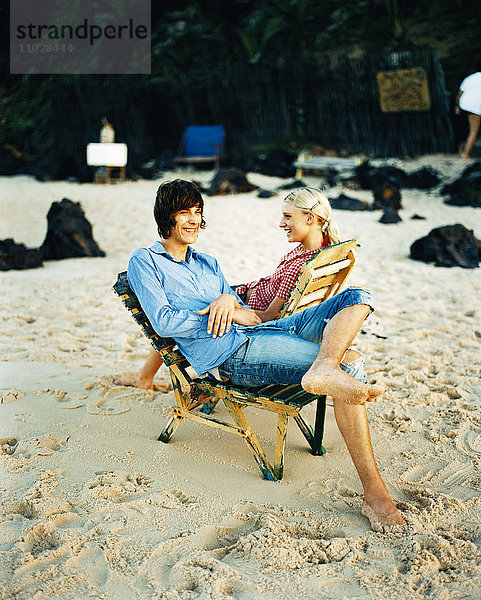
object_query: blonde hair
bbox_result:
[283,187,342,246]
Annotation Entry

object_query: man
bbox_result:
[127,179,406,532]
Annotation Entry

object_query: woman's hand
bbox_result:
[232,307,262,327]
[197,294,240,338]
[254,296,286,322]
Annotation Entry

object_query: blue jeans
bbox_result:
[219,287,373,387]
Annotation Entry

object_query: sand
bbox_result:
[1,156,481,600]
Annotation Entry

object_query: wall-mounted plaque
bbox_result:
[377,68,431,113]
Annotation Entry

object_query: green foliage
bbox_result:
[0,76,53,158]
[2,0,481,175]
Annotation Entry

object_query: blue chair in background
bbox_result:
[174,125,225,171]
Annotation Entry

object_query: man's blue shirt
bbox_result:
[127,241,248,376]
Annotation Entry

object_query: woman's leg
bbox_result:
[219,327,404,531]
[461,112,481,158]
[301,304,383,404]
[114,348,163,390]
[333,400,406,530]
[270,288,382,404]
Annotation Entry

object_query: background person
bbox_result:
[455,64,481,159]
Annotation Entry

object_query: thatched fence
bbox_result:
[3,45,454,179]
[167,45,453,157]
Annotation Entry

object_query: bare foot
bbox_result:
[301,361,384,404]
[113,372,154,390]
[361,500,407,533]
[460,152,472,159]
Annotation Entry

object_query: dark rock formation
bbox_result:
[356,161,440,190]
[405,167,441,189]
[257,189,276,198]
[410,224,481,268]
[207,168,258,196]
[379,207,402,223]
[136,151,174,180]
[356,162,408,189]
[40,198,105,260]
[372,182,402,211]
[0,239,43,271]
[329,194,370,211]
[249,149,297,178]
[410,214,426,220]
[441,161,481,207]
[277,179,307,190]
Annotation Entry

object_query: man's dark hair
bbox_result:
[154,179,206,239]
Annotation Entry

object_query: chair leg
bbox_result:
[274,413,289,480]
[158,368,189,441]
[200,396,220,414]
[158,412,183,442]
[223,398,278,481]
[312,395,327,455]
[294,395,327,456]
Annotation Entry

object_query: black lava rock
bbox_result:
[249,149,297,178]
[0,239,43,271]
[40,198,105,260]
[410,224,481,268]
[276,179,307,190]
[372,182,402,211]
[257,189,276,198]
[442,161,481,207]
[356,161,440,190]
[356,161,409,189]
[405,167,441,189]
[379,207,402,223]
[329,194,370,211]
[207,168,258,196]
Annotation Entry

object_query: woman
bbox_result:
[236,187,341,322]
[115,187,343,389]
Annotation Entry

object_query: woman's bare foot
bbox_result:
[301,361,384,404]
[361,499,407,533]
[113,372,154,390]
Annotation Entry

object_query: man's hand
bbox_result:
[197,294,239,338]
[232,307,262,327]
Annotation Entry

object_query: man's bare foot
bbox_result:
[301,362,383,404]
[460,152,472,159]
[113,372,154,390]
[361,500,407,533]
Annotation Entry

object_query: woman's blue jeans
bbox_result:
[219,287,373,387]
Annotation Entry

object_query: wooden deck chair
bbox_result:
[174,125,225,171]
[113,239,359,480]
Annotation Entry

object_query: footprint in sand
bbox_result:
[34,388,86,410]
[1,388,25,403]
[0,437,18,455]
[35,434,70,456]
[150,489,198,510]
[191,503,262,551]
[227,506,352,569]
[17,522,60,555]
[87,470,152,502]
[84,376,171,415]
